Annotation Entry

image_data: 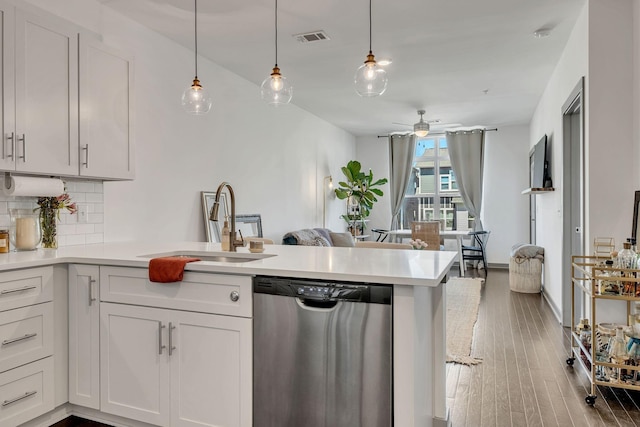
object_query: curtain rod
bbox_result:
[376,128,498,138]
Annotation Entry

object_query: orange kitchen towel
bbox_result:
[149,256,201,283]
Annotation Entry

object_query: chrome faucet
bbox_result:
[210,182,244,252]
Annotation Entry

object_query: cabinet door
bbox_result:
[68,264,99,409]
[100,302,170,426]
[79,36,134,180]
[14,9,78,175]
[170,310,252,427]
[0,1,14,172]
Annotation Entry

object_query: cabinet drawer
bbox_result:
[0,302,53,373]
[100,267,252,317]
[0,267,53,312]
[0,357,54,426]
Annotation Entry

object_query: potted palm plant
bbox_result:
[334,160,388,236]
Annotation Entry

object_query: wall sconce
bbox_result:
[323,175,333,228]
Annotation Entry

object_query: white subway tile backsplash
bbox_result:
[74,182,95,193]
[0,178,104,248]
[68,192,87,203]
[86,192,102,203]
[85,233,104,244]
[76,224,95,234]
[66,234,87,246]
[88,213,104,224]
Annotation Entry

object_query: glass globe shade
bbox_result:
[261,73,293,106]
[181,81,212,115]
[354,62,388,97]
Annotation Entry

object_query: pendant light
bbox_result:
[261,0,292,106]
[181,0,212,114]
[354,0,387,97]
[414,110,430,137]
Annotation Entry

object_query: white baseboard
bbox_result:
[542,288,562,323]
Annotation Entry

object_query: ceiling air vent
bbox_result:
[293,30,330,44]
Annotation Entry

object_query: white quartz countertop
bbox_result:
[0,241,457,286]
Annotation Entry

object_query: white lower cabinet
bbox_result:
[0,355,53,426]
[100,302,252,427]
[68,264,100,409]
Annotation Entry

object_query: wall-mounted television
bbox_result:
[531,135,551,189]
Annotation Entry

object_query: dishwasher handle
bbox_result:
[298,298,338,309]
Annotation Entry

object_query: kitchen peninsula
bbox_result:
[5,242,456,427]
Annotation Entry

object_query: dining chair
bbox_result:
[462,230,490,274]
[410,221,441,251]
[371,228,389,242]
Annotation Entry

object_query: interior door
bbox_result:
[562,78,585,326]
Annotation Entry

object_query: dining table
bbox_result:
[386,229,471,276]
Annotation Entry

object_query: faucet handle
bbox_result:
[235,229,245,247]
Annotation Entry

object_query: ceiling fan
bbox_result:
[392,110,461,136]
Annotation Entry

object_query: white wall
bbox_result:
[529,2,588,316]
[23,0,355,244]
[483,125,530,265]
[355,135,392,234]
[530,0,635,322]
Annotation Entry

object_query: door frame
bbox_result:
[562,77,586,326]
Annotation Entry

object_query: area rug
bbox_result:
[446,277,484,365]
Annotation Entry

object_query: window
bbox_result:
[399,136,473,230]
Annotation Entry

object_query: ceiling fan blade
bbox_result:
[430,122,462,129]
[391,122,412,127]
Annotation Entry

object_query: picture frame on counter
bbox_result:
[201,191,229,243]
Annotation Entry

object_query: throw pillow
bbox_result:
[330,232,355,247]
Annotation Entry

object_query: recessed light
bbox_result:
[377,59,392,66]
[533,28,551,38]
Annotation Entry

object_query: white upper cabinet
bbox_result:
[13,9,79,176]
[79,36,134,180]
[0,0,15,172]
[0,2,134,180]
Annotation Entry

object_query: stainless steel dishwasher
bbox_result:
[253,276,392,427]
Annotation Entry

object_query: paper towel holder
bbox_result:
[3,172,65,195]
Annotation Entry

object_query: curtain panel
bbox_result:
[446,129,485,231]
[388,133,416,230]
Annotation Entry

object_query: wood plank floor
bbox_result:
[448,268,640,426]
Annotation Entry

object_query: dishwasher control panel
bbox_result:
[253,276,392,305]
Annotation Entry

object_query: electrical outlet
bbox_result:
[77,204,88,223]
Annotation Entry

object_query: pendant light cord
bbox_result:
[194,0,199,78]
[274,0,278,67]
[368,0,372,54]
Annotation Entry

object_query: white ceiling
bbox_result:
[99,0,585,136]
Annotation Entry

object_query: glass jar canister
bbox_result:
[0,229,8,253]
[618,241,636,269]
[9,209,41,251]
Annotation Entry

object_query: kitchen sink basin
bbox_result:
[139,251,276,263]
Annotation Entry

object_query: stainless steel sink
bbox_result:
[139,250,276,263]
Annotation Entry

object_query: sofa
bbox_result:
[282,228,412,249]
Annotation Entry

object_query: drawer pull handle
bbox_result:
[230,291,240,302]
[169,322,176,356]
[17,134,25,162]
[2,333,37,346]
[158,322,166,355]
[82,144,89,168]
[0,285,37,295]
[2,390,37,407]
[5,132,13,159]
[88,277,97,306]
